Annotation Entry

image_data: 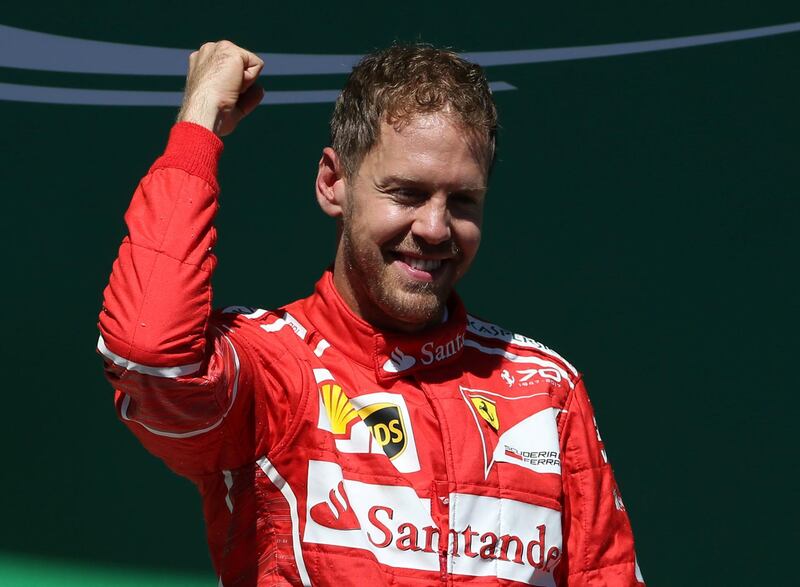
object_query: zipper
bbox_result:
[432,479,450,584]
[420,372,455,586]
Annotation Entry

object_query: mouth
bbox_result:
[389,253,449,282]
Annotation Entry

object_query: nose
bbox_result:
[411,195,451,245]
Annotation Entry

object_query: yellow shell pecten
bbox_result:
[320,383,358,435]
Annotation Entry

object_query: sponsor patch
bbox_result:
[381,333,465,374]
[382,347,416,373]
[319,382,359,436]
[315,373,420,473]
[304,460,562,585]
[461,386,561,477]
[309,480,360,531]
[359,403,408,460]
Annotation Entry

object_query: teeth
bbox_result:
[403,256,442,271]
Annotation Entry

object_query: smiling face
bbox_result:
[320,112,488,332]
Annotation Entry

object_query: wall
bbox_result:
[1,3,798,585]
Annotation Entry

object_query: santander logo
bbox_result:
[420,332,464,365]
[366,505,560,571]
[381,347,416,373]
[303,461,562,585]
[381,333,465,374]
[310,481,360,531]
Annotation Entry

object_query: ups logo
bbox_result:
[315,374,421,473]
[318,383,409,462]
[360,403,407,460]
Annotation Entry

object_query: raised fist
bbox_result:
[178,41,265,137]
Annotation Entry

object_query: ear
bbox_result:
[315,147,347,218]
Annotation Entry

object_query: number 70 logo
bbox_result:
[516,368,562,383]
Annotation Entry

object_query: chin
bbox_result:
[376,282,449,327]
[342,236,459,328]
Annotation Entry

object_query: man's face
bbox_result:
[333,112,487,332]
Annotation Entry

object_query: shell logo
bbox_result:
[319,383,358,436]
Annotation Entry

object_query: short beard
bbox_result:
[340,218,450,330]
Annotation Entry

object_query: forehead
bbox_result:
[362,113,488,185]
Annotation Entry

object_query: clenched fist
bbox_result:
[178,41,265,137]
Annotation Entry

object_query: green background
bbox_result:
[1,2,798,585]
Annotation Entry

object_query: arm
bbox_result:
[97,42,265,476]
[556,378,645,586]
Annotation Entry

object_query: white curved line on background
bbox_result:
[0,81,516,106]
[462,21,800,66]
[1,22,799,76]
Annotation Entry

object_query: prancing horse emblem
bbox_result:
[470,396,499,431]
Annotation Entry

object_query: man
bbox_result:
[98,41,645,586]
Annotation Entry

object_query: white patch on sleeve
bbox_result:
[97,335,201,378]
[118,331,240,438]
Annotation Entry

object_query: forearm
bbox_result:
[98,122,223,371]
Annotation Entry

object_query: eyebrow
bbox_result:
[377,174,487,192]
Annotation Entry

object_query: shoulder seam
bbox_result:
[465,313,579,376]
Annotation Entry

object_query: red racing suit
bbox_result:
[98,122,645,586]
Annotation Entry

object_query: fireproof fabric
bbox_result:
[98,122,645,586]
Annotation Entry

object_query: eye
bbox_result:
[391,187,427,202]
[450,192,478,206]
[448,192,484,220]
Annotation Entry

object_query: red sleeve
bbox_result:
[556,378,645,586]
[99,122,222,370]
[97,123,258,477]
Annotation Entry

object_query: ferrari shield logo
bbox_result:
[359,403,407,460]
[471,396,499,431]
